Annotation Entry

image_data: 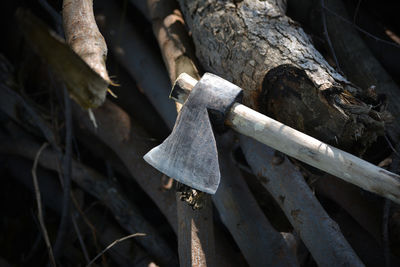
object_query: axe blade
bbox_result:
[144,73,242,194]
[143,110,220,194]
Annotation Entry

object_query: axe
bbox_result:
[144,73,400,204]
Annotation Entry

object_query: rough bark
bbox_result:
[178,0,388,155]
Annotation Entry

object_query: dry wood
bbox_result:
[145,2,214,265]
[16,9,108,108]
[177,0,387,156]
[240,136,364,267]
[214,133,298,267]
[173,74,400,204]
[177,195,216,267]
[145,0,201,83]
[96,3,301,265]
[73,99,178,230]
[62,0,111,84]
[132,1,299,264]
[133,1,216,265]
[0,131,178,266]
[4,157,156,266]
[53,86,73,259]
[0,57,177,265]
[172,73,365,265]
[31,142,56,267]
[314,174,383,244]
[86,233,146,267]
[94,0,177,128]
[74,100,245,266]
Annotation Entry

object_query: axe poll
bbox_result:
[144,73,400,204]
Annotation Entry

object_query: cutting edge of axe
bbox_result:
[147,72,400,204]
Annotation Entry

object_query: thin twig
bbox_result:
[70,193,107,266]
[53,86,73,257]
[32,142,56,267]
[86,233,146,267]
[320,0,341,72]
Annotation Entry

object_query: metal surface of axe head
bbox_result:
[143,73,243,194]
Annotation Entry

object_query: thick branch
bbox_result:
[63,0,110,83]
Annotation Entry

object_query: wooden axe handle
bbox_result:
[172,73,400,204]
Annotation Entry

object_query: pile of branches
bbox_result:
[0,0,400,266]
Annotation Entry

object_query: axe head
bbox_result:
[143,73,242,194]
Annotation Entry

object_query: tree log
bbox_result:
[178,0,388,155]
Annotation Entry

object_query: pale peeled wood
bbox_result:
[172,73,400,204]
